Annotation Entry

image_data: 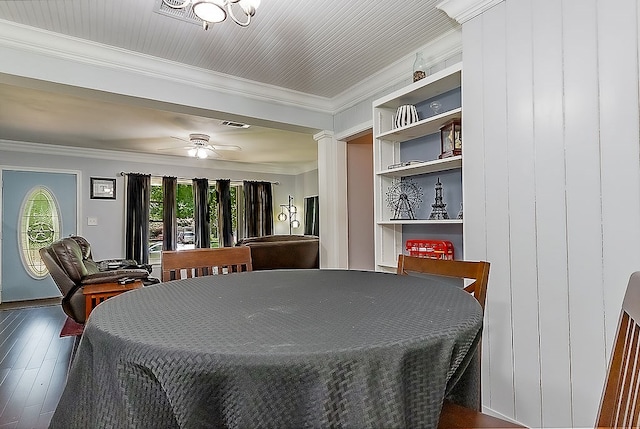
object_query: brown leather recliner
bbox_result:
[40,236,156,323]
[236,235,319,270]
[69,235,153,273]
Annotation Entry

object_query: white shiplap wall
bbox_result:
[463,0,640,427]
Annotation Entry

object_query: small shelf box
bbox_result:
[405,239,454,260]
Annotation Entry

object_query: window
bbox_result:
[148,178,241,264]
[19,186,61,278]
[149,181,164,265]
[210,185,241,246]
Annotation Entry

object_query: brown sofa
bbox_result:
[236,235,319,270]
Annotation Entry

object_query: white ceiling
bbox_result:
[0,0,459,167]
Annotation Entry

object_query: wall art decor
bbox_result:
[90,177,116,200]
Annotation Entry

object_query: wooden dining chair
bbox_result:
[396,254,491,311]
[161,247,252,282]
[596,271,640,428]
[397,254,525,428]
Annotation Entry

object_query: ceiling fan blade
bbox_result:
[209,144,241,151]
[171,136,191,144]
[157,144,191,151]
[159,134,233,158]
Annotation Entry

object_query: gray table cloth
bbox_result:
[51,269,483,429]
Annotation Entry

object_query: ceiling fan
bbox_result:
[168,133,241,159]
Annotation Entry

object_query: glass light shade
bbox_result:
[277,212,287,222]
[289,206,297,214]
[188,148,197,157]
[193,0,226,22]
[196,148,208,158]
[238,0,260,14]
[291,219,300,229]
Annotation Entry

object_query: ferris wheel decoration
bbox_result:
[386,179,423,220]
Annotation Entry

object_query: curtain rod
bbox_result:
[119,172,279,185]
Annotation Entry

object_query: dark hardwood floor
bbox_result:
[0,302,75,429]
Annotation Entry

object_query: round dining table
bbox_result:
[50,269,483,429]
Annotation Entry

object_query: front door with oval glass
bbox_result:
[1,170,78,302]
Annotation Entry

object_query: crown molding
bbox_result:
[0,19,334,114]
[436,0,504,24]
[330,29,462,113]
[0,140,315,175]
[0,19,461,116]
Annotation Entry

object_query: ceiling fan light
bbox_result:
[193,0,226,23]
[196,148,209,158]
[188,148,198,157]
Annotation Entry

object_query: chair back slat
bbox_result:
[161,247,252,282]
[598,272,640,428]
[618,319,640,427]
[396,255,490,310]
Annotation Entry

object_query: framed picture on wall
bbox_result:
[90,177,116,200]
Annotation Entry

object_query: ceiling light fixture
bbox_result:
[187,134,211,158]
[188,146,209,159]
[162,0,261,30]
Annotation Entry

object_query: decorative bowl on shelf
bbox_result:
[395,105,419,129]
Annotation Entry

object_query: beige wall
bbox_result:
[347,133,374,271]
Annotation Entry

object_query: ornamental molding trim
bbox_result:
[0,19,460,117]
[0,19,334,115]
[436,0,505,24]
[0,140,317,175]
[331,28,461,114]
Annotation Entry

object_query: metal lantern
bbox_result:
[439,119,462,159]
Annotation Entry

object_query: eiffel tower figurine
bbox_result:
[429,178,449,220]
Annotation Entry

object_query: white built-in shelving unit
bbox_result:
[373,63,463,272]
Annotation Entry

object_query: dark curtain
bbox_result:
[304,196,320,236]
[243,181,273,238]
[162,176,177,251]
[216,179,234,247]
[193,178,210,249]
[125,173,151,264]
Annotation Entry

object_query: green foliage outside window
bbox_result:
[209,186,238,247]
[149,181,238,249]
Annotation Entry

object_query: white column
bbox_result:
[314,130,348,269]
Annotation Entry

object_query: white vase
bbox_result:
[395,105,419,128]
